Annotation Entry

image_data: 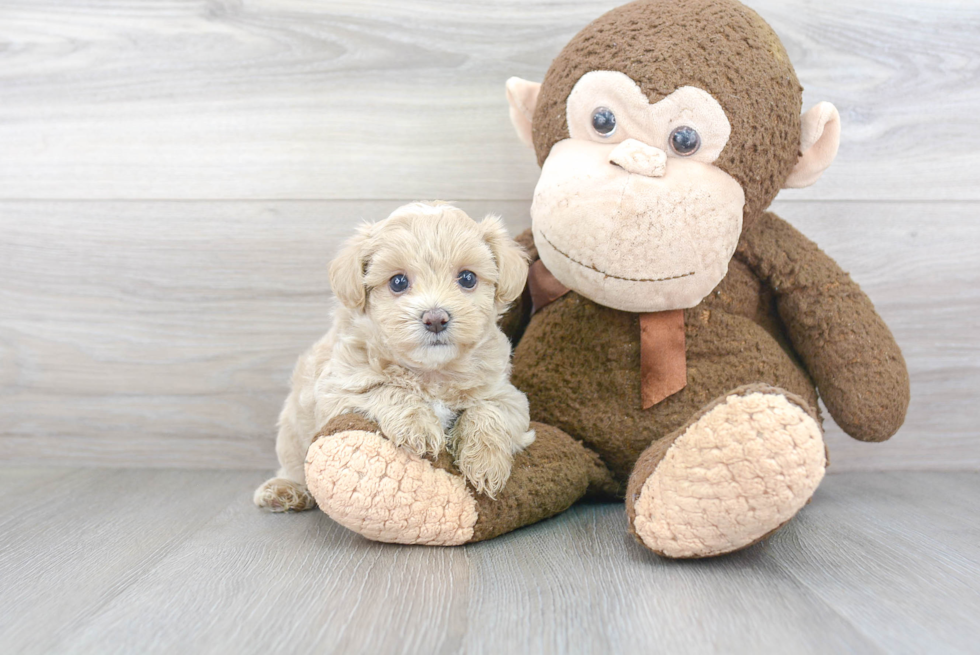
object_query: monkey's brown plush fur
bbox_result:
[509,211,909,485]
[304,0,910,557]
[532,0,802,222]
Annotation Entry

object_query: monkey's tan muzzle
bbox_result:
[609,138,667,177]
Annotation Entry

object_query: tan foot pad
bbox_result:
[633,391,826,558]
[305,430,477,546]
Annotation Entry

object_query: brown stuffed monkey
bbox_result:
[305,0,910,558]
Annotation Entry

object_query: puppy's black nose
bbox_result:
[422,308,450,334]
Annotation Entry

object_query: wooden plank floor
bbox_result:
[1,469,977,654]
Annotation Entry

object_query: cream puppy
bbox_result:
[254,202,534,511]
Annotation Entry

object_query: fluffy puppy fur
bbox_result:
[254,202,535,511]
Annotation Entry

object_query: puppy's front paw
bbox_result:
[450,407,533,498]
[381,408,445,458]
[454,437,513,498]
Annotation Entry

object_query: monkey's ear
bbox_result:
[328,225,374,311]
[784,102,841,188]
[505,77,541,149]
[481,215,530,305]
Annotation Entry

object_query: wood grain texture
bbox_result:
[768,472,980,654]
[1,2,975,649]
[0,469,977,654]
[1,199,976,471]
[0,0,977,200]
[0,468,255,654]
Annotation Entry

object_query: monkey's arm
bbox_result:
[738,212,910,442]
[498,227,537,346]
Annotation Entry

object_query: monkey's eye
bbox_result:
[669,126,701,156]
[389,274,409,293]
[591,107,617,137]
[457,270,477,289]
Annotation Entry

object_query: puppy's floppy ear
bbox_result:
[329,224,374,311]
[481,215,529,305]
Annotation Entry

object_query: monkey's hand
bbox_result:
[738,212,909,442]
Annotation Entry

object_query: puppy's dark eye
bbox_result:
[591,107,616,137]
[669,126,701,156]
[389,274,409,293]
[457,270,477,289]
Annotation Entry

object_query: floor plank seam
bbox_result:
[767,553,892,655]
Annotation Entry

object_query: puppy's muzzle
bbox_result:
[422,308,451,334]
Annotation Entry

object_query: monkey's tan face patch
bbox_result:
[531,71,744,313]
[531,139,744,313]
[567,72,731,163]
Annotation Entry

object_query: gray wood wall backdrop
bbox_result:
[1,0,977,471]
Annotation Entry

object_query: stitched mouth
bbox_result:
[540,232,695,283]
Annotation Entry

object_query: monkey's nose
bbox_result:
[421,308,451,334]
[609,139,666,177]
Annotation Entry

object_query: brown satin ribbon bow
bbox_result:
[528,259,687,409]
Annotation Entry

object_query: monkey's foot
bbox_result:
[304,415,478,546]
[626,385,826,558]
